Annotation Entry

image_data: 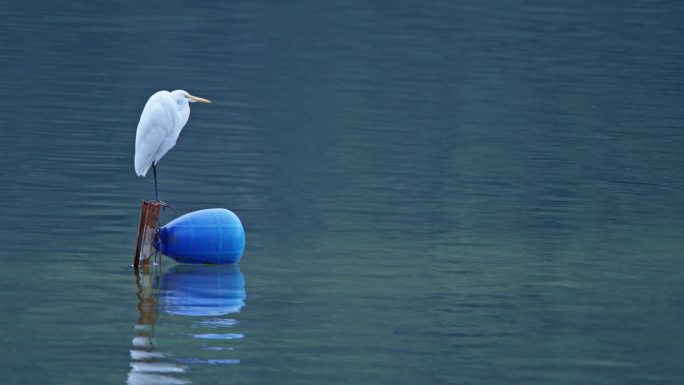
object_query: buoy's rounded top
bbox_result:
[156,208,245,264]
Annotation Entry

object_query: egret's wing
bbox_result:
[134,92,178,176]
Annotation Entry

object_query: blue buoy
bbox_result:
[160,264,245,316]
[155,208,245,264]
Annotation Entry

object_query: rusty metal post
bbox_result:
[133,200,162,267]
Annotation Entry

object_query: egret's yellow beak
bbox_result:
[186,94,211,103]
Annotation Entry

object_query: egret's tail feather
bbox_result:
[134,154,153,177]
[135,163,150,177]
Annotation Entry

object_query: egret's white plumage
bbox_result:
[134,90,210,200]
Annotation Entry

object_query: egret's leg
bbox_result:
[152,163,159,202]
[151,163,178,213]
[152,163,178,214]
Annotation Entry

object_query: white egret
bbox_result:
[134,90,211,202]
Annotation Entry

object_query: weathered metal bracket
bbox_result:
[133,200,161,268]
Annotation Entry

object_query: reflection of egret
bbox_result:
[134,90,211,202]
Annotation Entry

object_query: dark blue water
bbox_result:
[1,1,684,384]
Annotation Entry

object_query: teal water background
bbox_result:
[1,1,684,384]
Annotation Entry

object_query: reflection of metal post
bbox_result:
[129,267,188,385]
[132,267,158,360]
[133,201,161,267]
[134,267,159,326]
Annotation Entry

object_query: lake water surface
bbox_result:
[1,1,684,384]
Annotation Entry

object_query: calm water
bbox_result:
[1,1,684,384]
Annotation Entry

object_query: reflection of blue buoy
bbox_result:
[155,208,245,264]
[160,264,245,316]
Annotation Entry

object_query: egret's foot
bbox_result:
[153,200,179,214]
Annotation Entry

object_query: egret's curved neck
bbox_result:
[177,101,190,128]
